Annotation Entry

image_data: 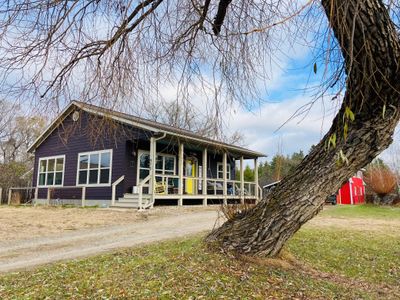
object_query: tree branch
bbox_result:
[212,0,232,35]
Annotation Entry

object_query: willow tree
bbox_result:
[0,0,399,256]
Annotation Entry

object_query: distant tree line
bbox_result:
[258,151,305,186]
[237,150,306,187]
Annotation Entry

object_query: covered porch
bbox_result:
[112,135,263,209]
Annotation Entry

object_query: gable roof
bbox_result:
[28,101,266,158]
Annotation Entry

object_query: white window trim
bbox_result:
[37,155,66,187]
[217,162,231,180]
[76,149,113,187]
[137,150,176,184]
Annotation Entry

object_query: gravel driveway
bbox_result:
[0,209,221,273]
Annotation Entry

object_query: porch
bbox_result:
[112,137,262,209]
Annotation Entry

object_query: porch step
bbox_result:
[120,193,139,200]
[110,202,141,208]
[110,193,152,209]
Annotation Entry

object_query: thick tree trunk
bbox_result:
[206,0,400,256]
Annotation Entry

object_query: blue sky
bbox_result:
[226,47,399,165]
[225,45,340,161]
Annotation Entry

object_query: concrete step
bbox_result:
[122,193,139,199]
[113,193,152,208]
[118,196,151,203]
[110,202,140,208]
[118,197,139,203]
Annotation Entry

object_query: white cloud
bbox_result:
[227,95,339,160]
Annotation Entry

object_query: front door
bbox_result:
[185,157,197,194]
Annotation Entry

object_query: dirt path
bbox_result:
[0,209,221,273]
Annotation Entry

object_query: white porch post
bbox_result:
[240,156,244,204]
[254,158,259,203]
[202,148,207,206]
[0,187,2,204]
[223,152,228,205]
[150,137,156,204]
[178,143,184,206]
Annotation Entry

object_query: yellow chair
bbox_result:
[154,181,167,194]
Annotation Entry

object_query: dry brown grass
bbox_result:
[0,206,217,242]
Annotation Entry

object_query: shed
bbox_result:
[337,176,365,205]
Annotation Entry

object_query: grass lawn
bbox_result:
[1,205,399,299]
[320,204,400,219]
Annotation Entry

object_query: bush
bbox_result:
[364,166,397,200]
[220,203,255,221]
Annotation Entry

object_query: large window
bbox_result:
[38,156,65,187]
[77,150,112,186]
[138,151,176,182]
[138,151,150,182]
[217,162,231,180]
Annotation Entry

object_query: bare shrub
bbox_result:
[364,167,397,198]
[10,191,22,205]
[220,203,255,221]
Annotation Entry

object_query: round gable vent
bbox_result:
[72,111,80,122]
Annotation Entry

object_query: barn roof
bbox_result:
[28,101,266,158]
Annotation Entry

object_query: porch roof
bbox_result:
[28,101,266,159]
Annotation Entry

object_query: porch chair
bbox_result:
[154,181,167,194]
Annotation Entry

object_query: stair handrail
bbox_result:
[137,174,151,210]
[111,175,125,206]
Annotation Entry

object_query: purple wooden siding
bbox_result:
[32,110,237,201]
[207,151,236,179]
[33,111,147,200]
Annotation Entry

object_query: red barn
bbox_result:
[337,176,365,205]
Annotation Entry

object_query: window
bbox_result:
[77,150,112,186]
[156,155,175,175]
[217,162,231,180]
[138,151,150,182]
[38,156,65,187]
[137,151,176,182]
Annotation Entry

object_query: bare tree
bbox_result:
[0,0,399,256]
[135,98,245,145]
[0,113,46,164]
[0,100,14,141]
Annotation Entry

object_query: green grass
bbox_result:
[321,204,400,219]
[0,204,399,299]
[0,237,374,299]
[287,228,400,286]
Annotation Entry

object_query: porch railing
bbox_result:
[7,187,36,205]
[151,175,259,198]
[138,174,151,210]
[31,186,87,207]
[111,175,125,206]
[154,174,180,195]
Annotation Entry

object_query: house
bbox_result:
[262,181,281,195]
[28,101,265,208]
[336,173,365,205]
